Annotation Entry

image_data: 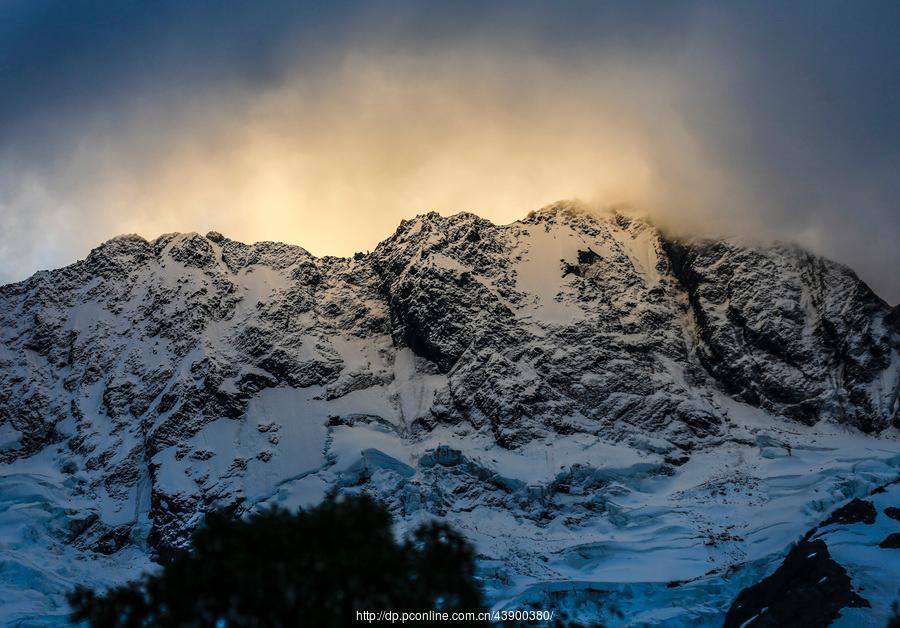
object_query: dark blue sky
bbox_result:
[1,1,899,301]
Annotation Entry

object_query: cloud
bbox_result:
[1,1,898,302]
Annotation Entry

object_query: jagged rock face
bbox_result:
[371,204,899,446]
[370,207,723,448]
[1,202,899,624]
[665,239,900,432]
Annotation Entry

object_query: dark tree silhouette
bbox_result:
[69,494,485,627]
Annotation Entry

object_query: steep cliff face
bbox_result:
[664,238,900,433]
[369,206,716,450]
[1,202,899,624]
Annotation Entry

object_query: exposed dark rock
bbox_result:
[71,519,134,555]
[884,506,900,521]
[168,234,216,268]
[820,498,878,527]
[879,533,900,549]
[577,248,602,265]
[93,526,134,555]
[724,539,869,628]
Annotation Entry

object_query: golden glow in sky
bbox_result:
[76,53,738,256]
[2,40,898,303]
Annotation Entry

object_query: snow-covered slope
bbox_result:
[1,201,898,625]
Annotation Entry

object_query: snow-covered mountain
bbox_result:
[1,201,899,625]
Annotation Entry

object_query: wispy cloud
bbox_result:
[1,1,898,302]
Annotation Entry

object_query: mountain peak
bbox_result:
[522,199,653,232]
[1,200,899,624]
[527,198,591,219]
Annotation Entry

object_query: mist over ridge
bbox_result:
[1,1,898,303]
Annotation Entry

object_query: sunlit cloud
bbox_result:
[0,2,898,302]
[0,50,743,260]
